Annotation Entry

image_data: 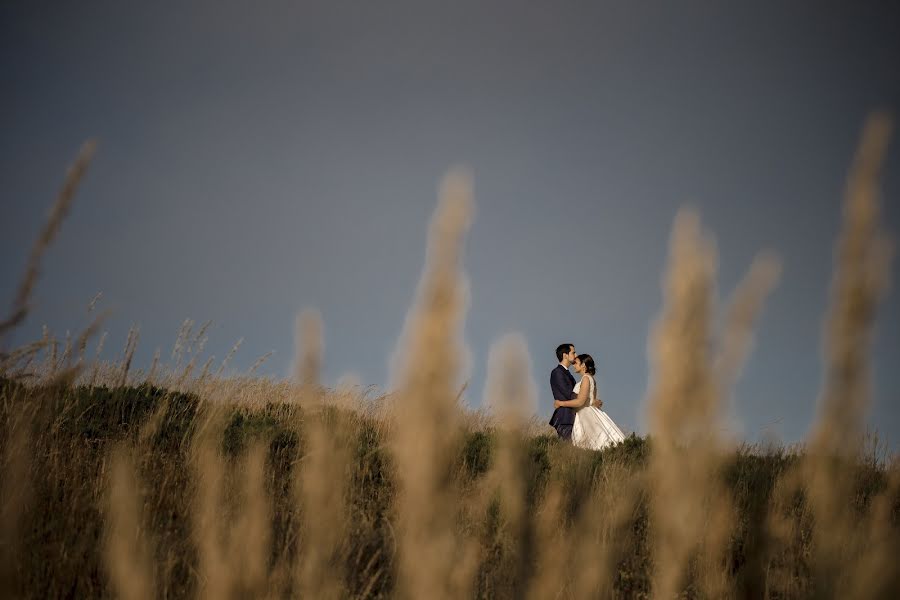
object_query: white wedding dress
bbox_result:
[571,375,626,451]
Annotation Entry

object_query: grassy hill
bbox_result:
[1,376,896,598]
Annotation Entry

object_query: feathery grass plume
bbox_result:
[87,292,102,313]
[483,333,536,427]
[216,337,244,377]
[191,320,212,357]
[118,325,140,387]
[530,440,622,596]
[187,402,273,598]
[811,112,892,453]
[17,348,40,378]
[801,111,895,595]
[249,351,275,376]
[90,330,108,384]
[61,330,72,366]
[197,355,215,384]
[171,319,194,365]
[190,409,232,600]
[148,348,161,383]
[715,251,782,430]
[95,329,107,356]
[37,326,56,378]
[104,445,155,600]
[571,462,647,599]
[293,308,323,391]
[1,310,101,375]
[0,140,97,342]
[176,358,196,388]
[0,339,48,376]
[525,482,569,600]
[480,333,537,595]
[390,168,477,598]
[764,461,813,598]
[645,209,733,599]
[295,417,349,598]
[177,320,211,386]
[76,329,90,366]
[230,442,272,597]
[47,334,59,378]
[65,311,108,375]
[844,459,900,596]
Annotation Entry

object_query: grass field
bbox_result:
[0,114,898,598]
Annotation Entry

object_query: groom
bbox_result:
[549,343,578,440]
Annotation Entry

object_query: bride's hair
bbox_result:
[577,353,596,376]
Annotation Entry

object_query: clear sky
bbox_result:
[2,1,898,446]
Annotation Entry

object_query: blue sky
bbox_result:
[1,1,898,446]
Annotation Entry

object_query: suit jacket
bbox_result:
[549,364,577,427]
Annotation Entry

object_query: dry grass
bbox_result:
[104,445,155,600]
[388,169,479,598]
[0,117,898,599]
[768,112,897,599]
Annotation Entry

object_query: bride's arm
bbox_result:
[554,380,589,409]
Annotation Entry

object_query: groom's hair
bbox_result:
[555,343,574,362]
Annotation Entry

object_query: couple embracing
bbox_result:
[549,343,625,450]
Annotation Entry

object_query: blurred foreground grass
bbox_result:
[1,376,895,598]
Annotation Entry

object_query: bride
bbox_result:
[554,354,625,450]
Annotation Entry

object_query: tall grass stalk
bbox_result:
[104,446,155,600]
[390,169,478,598]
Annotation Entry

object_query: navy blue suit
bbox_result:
[549,364,577,439]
